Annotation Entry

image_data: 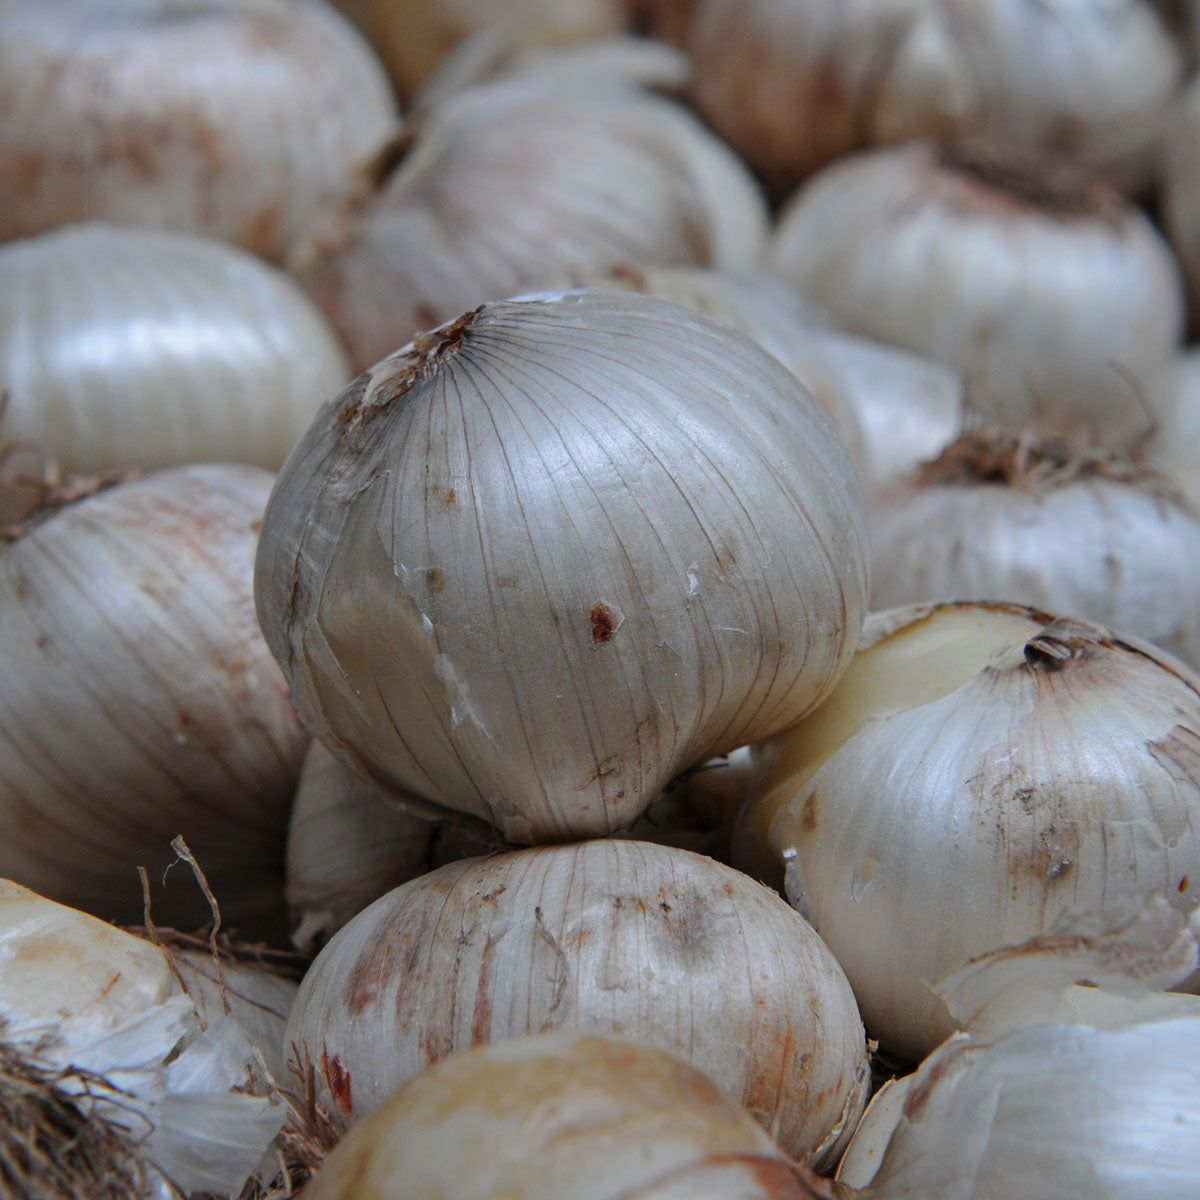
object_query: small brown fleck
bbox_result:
[495,575,518,588]
[1180,875,1191,894]
[322,1051,353,1115]
[425,568,444,593]
[590,602,618,643]
[799,790,819,835]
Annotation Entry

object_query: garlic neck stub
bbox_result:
[0,463,309,933]
[255,291,869,845]
[283,840,871,1164]
[0,223,350,485]
[0,0,400,263]
[869,430,1200,670]
[673,0,1182,194]
[300,1030,837,1200]
[739,600,1200,1060]
[294,73,770,371]
[770,140,1184,451]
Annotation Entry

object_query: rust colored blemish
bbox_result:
[345,933,409,1017]
[322,1051,353,1115]
[590,602,618,643]
[799,791,819,835]
[470,935,494,1046]
[424,568,444,593]
[495,574,518,588]
[715,548,736,576]
[430,483,457,507]
[1180,876,1191,893]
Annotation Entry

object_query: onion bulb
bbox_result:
[283,839,871,1163]
[255,290,869,845]
[737,600,1200,1060]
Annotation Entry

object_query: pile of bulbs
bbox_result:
[2,1,1200,1197]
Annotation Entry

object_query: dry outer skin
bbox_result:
[284,840,871,1166]
[300,1030,848,1200]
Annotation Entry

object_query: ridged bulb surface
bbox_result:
[284,840,871,1163]
[255,290,869,843]
[0,223,350,482]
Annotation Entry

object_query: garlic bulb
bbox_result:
[330,0,628,103]
[804,331,963,505]
[666,0,1182,193]
[255,291,869,844]
[287,740,748,951]
[771,140,1184,449]
[860,1010,1200,1198]
[868,430,1200,669]
[0,463,308,934]
[738,600,1200,1060]
[284,840,871,1163]
[0,223,349,493]
[838,895,1200,1187]
[1162,70,1200,331]
[294,74,770,370]
[0,879,285,1200]
[0,0,400,263]
[286,740,486,953]
[1146,349,1200,512]
[301,1030,836,1200]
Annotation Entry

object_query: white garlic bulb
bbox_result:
[0,879,285,1200]
[1146,349,1200,512]
[255,291,869,844]
[1162,69,1200,327]
[0,224,350,494]
[295,74,770,370]
[300,1030,835,1200]
[861,1008,1200,1198]
[0,463,308,934]
[739,600,1200,1061]
[285,740,485,953]
[331,0,629,102]
[284,840,871,1164]
[771,140,1184,449]
[0,0,400,264]
[868,430,1200,669]
[669,0,1182,193]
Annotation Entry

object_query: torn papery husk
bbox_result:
[0,878,284,1198]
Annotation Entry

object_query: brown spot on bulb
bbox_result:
[322,1051,353,1115]
[424,568,444,593]
[590,602,618,643]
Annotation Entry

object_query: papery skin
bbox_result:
[0,880,285,1200]
[746,601,1200,1060]
[0,223,350,482]
[1146,350,1200,512]
[863,1014,1200,1199]
[297,75,770,370]
[283,840,871,1164]
[256,291,868,844]
[0,464,308,933]
[771,141,1184,450]
[673,0,1181,192]
[300,1030,834,1200]
[0,0,399,263]
[869,474,1200,670]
